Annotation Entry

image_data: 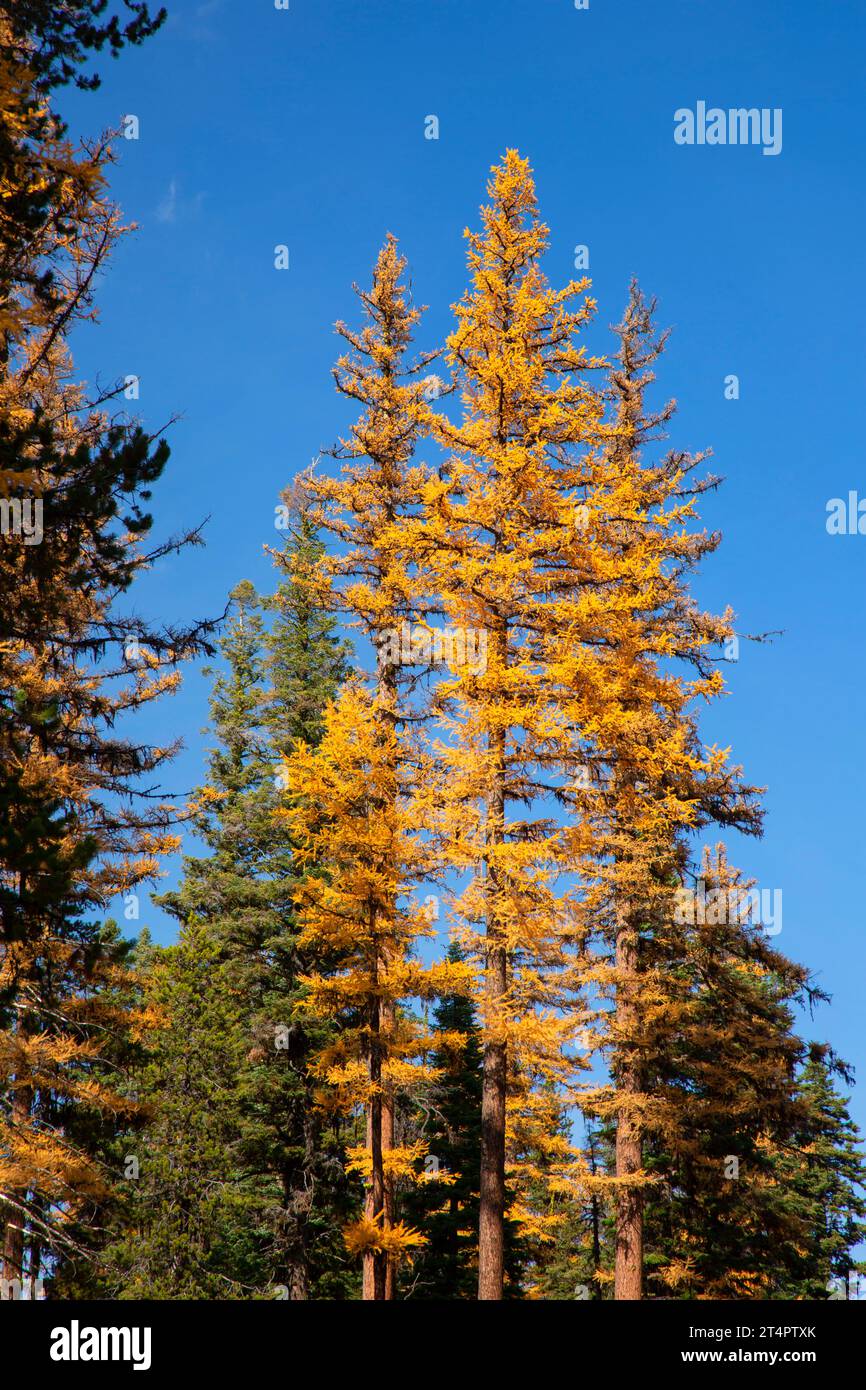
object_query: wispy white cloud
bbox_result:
[156,179,178,224]
[155,181,207,227]
[167,0,226,42]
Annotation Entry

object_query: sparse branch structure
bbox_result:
[0,18,212,1285]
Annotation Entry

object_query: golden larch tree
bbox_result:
[420,150,609,1299]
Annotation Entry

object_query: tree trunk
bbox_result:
[614,927,643,1300]
[284,1171,310,1302]
[588,1136,602,1298]
[1,1219,25,1292]
[28,1221,43,1300]
[478,699,507,1301]
[478,977,506,1299]
[365,981,388,1301]
[362,1082,395,1300]
[382,1074,395,1300]
[362,649,397,1300]
[362,1105,374,1300]
[1,1084,32,1292]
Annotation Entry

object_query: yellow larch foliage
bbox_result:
[279,681,471,1289]
[418,149,608,1297]
[273,235,454,1298]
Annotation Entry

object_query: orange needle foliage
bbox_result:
[275,239,465,1299]
[418,150,610,1298]
[278,681,469,1290]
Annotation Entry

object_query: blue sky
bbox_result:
[62,0,865,1127]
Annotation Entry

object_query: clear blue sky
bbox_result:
[63,0,865,1124]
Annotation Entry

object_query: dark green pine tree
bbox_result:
[633,912,862,1304]
[779,1044,866,1300]
[241,520,362,1299]
[648,1032,866,1304]
[100,920,261,1299]
[264,506,350,753]
[0,1,167,92]
[638,947,816,1302]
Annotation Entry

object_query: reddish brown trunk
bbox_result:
[363,650,396,1300]
[362,1076,394,1300]
[364,975,388,1302]
[478,703,507,1301]
[1,1219,25,1291]
[368,1088,387,1299]
[362,1103,374,1301]
[383,1079,395,1300]
[615,1105,643,1299]
[614,928,643,1300]
[478,968,506,1300]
